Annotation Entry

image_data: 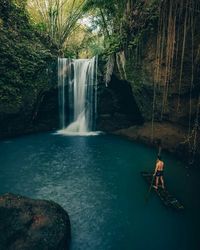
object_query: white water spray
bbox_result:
[57,57,99,135]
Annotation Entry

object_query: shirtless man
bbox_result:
[153,156,165,189]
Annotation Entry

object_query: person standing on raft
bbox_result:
[153,156,165,189]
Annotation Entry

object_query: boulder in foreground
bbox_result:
[0,193,70,250]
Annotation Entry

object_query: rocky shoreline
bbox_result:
[113,122,200,166]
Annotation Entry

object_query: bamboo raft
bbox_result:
[141,171,184,210]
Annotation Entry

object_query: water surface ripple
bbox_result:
[0,133,199,250]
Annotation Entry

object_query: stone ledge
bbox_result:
[113,122,200,165]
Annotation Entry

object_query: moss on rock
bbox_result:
[0,0,58,138]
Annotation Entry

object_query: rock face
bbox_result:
[0,193,71,250]
[97,75,144,131]
[0,0,58,138]
[110,51,200,164]
[106,1,200,165]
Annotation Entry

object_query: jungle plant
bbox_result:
[27,0,85,54]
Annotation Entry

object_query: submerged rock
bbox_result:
[0,193,70,250]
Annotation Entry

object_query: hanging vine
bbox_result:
[189,94,200,163]
[151,0,200,155]
[104,54,115,86]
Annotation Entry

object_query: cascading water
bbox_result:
[57,57,98,135]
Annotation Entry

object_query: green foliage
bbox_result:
[104,34,121,54]
[81,0,127,56]
[27,0,85,53]
[0,0,55,114]
[116,0,159,54]
[33,22,48,33]
[83,0,126,17]
[81,0,159,57]
[64,28,104,58]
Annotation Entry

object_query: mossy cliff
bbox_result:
[107,0,200,165]
[0,0,199,165]
[0,0,58,138]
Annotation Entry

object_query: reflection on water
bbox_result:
[0,133,199,250]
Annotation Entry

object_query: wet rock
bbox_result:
[0,193,70,250]
[97,75,144,131]
[114,122,200,166]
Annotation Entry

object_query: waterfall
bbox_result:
[57,56,98,135]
